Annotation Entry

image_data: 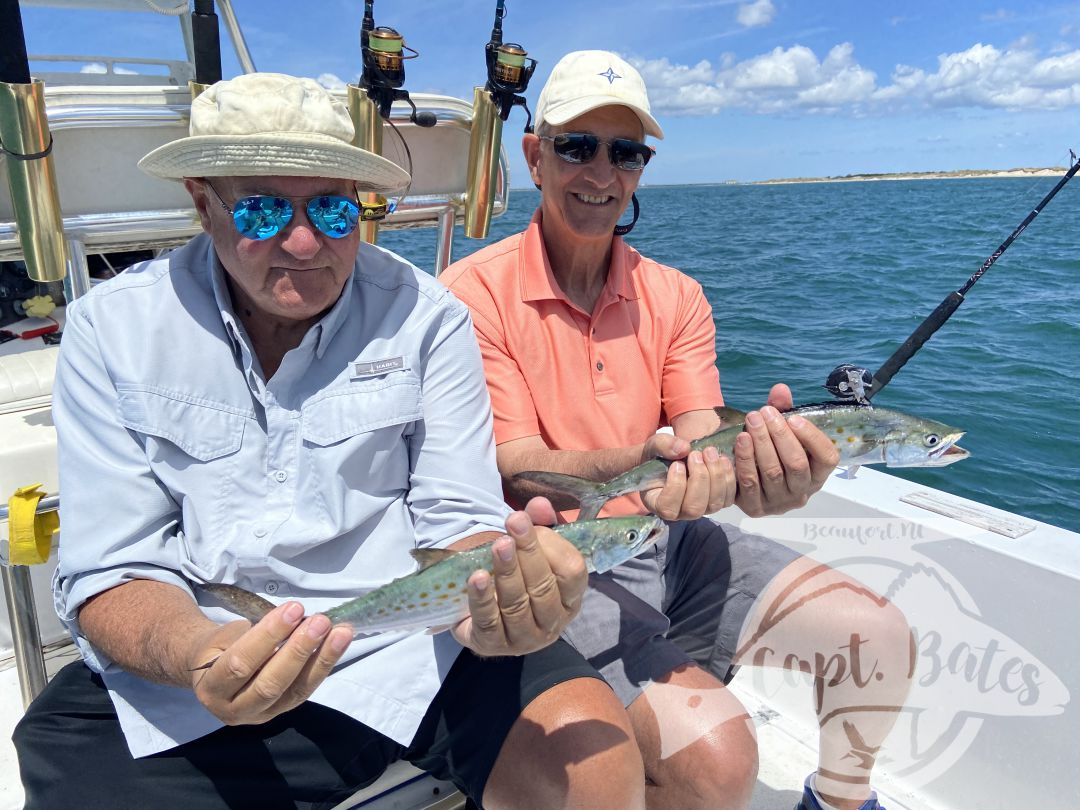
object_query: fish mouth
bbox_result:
[643,519,669,549]
[924,433,970,467]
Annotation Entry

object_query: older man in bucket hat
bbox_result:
[13,72,647,810]
[442,51,915,810]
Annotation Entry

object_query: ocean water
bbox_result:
[380,178,1080,534]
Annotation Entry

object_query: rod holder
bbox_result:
[347,83,383,244]
[463,87,503,239]
[0,79,68,282]
[189,79,212,100]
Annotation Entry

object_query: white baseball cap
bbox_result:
[139,73,411,193]
[534,50,664,140]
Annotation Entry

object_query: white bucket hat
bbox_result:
[138,72,411,192]
[534,50,664,139]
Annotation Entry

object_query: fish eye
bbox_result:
[627,530,638,542]
[925,434,940,447]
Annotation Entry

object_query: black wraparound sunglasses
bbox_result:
[539,132,654,171]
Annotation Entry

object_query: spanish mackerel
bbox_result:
[197,516,667,635]
[516,402,969,521]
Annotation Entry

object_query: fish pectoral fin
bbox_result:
[712,405,748,427]
[842,464,861,479]
[409,547,458,569]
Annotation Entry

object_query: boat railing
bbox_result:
[27,54,195,87]
[0,495,56,706]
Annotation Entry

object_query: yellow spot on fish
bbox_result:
[420,602,429,608]
[406,604,417,610]
[447,582,457,589]
[847,436,856,443]
[419,592,429,599]
[836,427,845,434]
[394,606,402,612]
[438,593,449,600]
[433,584,441,591]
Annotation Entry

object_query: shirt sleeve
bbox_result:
[51,299,192,669]
[406,303,511,548]
[661,276,724,420]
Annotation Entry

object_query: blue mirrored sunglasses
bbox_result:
[205,182,387,240]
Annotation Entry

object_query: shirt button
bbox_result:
[273,470,288,483]
[253,526,268,538]
[265,581,279,594]
[596,361,604,372]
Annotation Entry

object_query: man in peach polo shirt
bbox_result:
[443,51,913,810]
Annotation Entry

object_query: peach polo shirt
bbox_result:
[441,211,723,517]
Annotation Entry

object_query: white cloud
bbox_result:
[79,63,137,75]
[316,72,348,91]
[629,39,1080,116]
[736,0,775,28]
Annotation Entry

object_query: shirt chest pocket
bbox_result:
[300,374,423,447]
[116,386,249,461]
[300,374,423,495]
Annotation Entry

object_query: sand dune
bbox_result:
[756,167,1068,184]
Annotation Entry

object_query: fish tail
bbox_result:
[514,470,616,520]
[576,500,604,521]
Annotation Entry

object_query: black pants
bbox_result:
[14,640,601,810]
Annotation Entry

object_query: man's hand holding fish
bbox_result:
[447,510,587,657]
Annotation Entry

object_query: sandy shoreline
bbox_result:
[754,167,1067,185]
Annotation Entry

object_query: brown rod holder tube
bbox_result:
[0,78,68,282]
[347,84,383,245]
[463,87,503,240]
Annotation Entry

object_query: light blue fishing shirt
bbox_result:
[51,232,510,757]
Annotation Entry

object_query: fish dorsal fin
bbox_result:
[713,406,747,426]
[410,547,458,570]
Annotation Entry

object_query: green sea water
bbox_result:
[381,178,1080,534]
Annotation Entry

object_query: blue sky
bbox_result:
[18,0,1080,184]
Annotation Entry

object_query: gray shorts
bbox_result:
[561,517,801,707]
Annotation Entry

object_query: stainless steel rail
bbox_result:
[1,494,56,706]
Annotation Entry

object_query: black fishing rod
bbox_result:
[191,0,222,86]
[482,0,536,125]
[0,0,32,84]
[359,0,434,126]
[826,156,1080,404]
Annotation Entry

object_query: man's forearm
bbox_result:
[78,579,219,689]
[497,442,647,511]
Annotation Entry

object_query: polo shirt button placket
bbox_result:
[596,361,604,372]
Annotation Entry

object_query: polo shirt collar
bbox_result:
[519,210,639,304]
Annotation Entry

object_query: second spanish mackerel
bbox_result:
[515,402,970,521]
[198,516,667,635]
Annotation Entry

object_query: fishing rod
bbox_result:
[358,0,434,127]
[348,0,434,242]
[191,0,223,89]
[464,0,536,238]
[826,155,1080,404]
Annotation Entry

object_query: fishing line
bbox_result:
[826,152,1079,404]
